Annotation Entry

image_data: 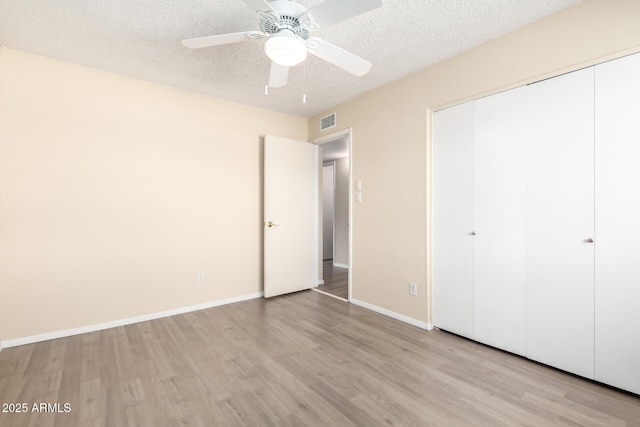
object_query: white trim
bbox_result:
[427,107,435,332]
[312,128,353,302]
[333,263,349,269]
[351,298,433,330]
[312,127,351,144]
[348,130,353,302]
[1,292,263,349]
[313,144,320,286]
[317,279,325,285]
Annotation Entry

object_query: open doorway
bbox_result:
[313,130,351,301]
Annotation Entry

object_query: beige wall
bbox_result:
[3,0,640,343]
[0,47,307,341]
[309,0,640,324]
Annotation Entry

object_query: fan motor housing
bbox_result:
[260,0,311,39]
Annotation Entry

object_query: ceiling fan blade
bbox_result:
[269,62,289,88]
[242,0,276,12]
[307,38,372,76]
[182,31,259,49]
[304,0,382,28]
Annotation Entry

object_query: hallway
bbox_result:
[320,260,348,300]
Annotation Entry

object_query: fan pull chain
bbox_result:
[302,58,307,104]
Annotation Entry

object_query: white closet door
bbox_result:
[473,87,527,356]
[526,68,595,379]
[432,101,474,339]
[595,53,640,395]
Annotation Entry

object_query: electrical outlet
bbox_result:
[197,272,205,285]
[409,282,417,296]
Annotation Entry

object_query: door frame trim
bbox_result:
[312,128,353,301]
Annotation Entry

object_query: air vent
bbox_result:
[320,112,336,131]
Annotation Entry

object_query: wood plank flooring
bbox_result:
[1,290,639,426]
[319,260,348,299]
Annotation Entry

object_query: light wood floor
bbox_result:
[1,291,639,427]
[319,260,348,299]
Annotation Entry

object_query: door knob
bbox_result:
[587,238,594,243]
[265,221,279,228]
[471,231,476,236]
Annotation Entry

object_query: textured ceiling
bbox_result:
[0,0,581,117]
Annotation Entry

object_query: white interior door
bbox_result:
[264,135,314,298]
[473,86,527,356]
[594,52,640,395]
[432,101,475,339]
[526,68,595,379]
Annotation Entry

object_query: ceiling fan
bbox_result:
[182,0,383,88]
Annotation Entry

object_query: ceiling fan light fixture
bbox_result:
[264,32,308,67]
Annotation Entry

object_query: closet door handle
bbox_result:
[587,238,594,243]
[471,231,476,236]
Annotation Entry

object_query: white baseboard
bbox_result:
[333,263,349,269]
[350,298,432,330]
[317,279,325,286]
[1,292,263,349]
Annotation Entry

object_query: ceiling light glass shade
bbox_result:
[264,33,308,67]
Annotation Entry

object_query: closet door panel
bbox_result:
[432,102,474,338]
[526,68,595,379]
[473,87,527,356]
[595,53,640,395]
